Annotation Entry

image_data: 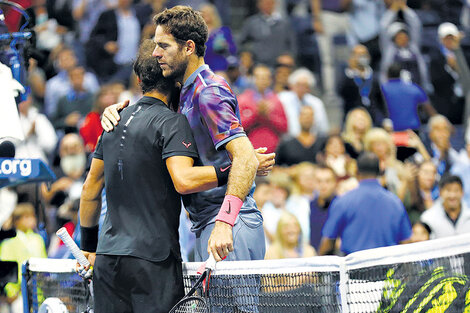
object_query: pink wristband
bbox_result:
[215,195,243,226]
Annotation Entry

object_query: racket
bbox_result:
[55,227,94,313]
[169,254,217,313]
[56,227,90,268]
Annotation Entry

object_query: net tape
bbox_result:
[24,233,470,312]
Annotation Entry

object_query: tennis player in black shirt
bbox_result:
[78,40,229,313]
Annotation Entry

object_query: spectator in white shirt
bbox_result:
[279,68,329,136]
[16,94,57,164]
[421,175,470,239]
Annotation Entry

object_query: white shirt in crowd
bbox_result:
[16,107,57,163]
[278,90,330,136]
[421,200,470,239]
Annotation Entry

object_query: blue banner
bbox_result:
[0,158,41,178]
[0,158,55,188]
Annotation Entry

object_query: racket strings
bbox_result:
[171,296,209,313]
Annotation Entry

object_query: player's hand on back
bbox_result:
[101,100,130,132]
[208,221,234,261]
[255,147,275,176]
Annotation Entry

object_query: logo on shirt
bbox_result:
[182,141,192,148]
[220,165,231,172]
[225,201,231,214]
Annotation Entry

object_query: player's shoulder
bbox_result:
[197,69,233,93]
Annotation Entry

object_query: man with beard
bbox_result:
[101,6,274,262]
[79,40,228,313]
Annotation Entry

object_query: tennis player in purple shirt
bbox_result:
[101,6,274,262]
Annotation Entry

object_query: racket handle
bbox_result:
[206,253,217,270]
[56,227,91,267]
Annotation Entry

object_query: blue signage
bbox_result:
[0,158,56,188]
[0,158,40,178]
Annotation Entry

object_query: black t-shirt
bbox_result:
[275,135,325,166]
[93,96,199,262]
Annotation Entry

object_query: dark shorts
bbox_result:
[93,254,184,313]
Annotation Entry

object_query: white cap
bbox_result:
[438,22,459,39]
[388,22,408,39]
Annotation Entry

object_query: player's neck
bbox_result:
[182,56,205,84]
[143,91,169,106]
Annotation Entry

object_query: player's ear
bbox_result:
[185,40,196,56]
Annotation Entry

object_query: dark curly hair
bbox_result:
[133,39,174,95]
[153,5,208,57]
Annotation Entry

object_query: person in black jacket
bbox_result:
[338,44,386,126]
[85,0,145,85]
[429,22,466,126]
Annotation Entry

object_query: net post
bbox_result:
[21,260,30,313]
[339,259,349,313]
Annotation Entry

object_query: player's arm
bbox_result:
[166,156,222,194]
[208,136,259,261]
[79,158,105,266]
[318,238,336,255]
[225,136,259,197]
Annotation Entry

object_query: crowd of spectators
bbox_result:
[2,0,470,311]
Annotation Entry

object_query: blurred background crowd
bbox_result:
[2,0,470,311]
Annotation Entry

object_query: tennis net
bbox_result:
[23,233,470,312]
[22,258,91,313]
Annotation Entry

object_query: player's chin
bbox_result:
[161,67,172,77]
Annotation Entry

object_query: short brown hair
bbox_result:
[153,5,208,57]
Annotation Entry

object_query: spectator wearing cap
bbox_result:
[338,44,386,125]
[379,22,432,93]
[430,22,469,128]
[200,3,237,72]
[420,175,470,239]
[319,152,412,255]
[238,64,288,153]
[380,0,422,51]
[381,63,436,132]
[279,68,329,137]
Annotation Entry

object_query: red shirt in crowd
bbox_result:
[79,112,102,152]
[238,89,288,153]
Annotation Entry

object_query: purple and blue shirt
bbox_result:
[179,65,260,231]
